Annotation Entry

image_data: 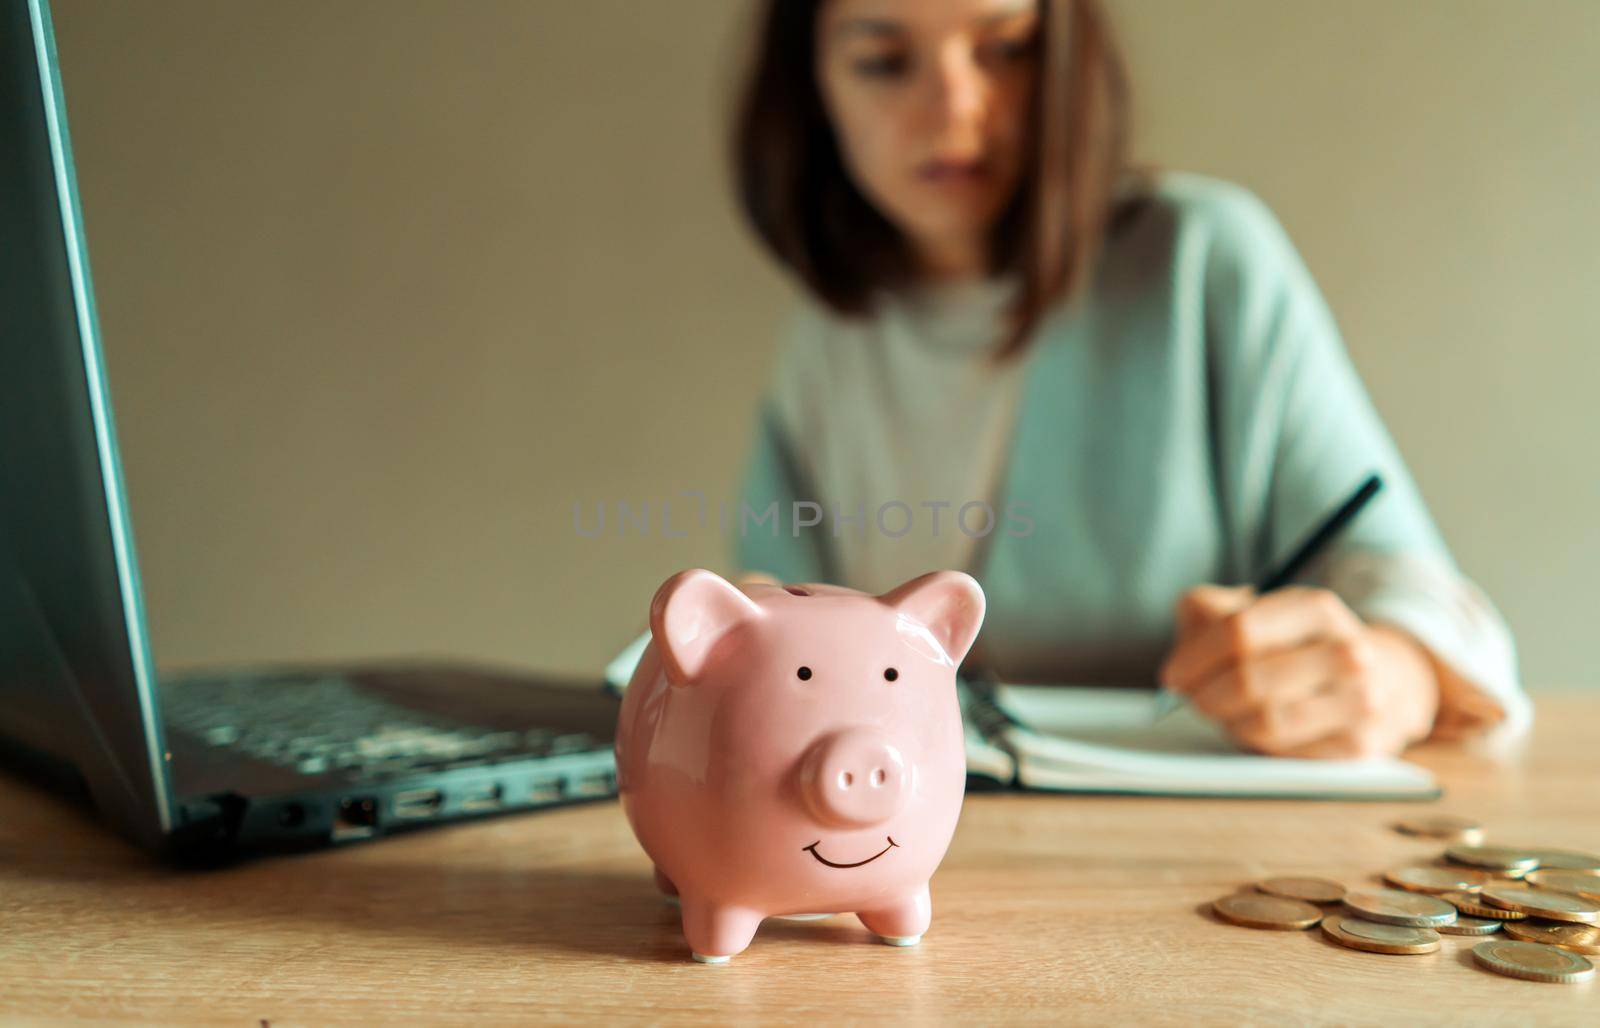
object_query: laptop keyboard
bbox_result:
[163,673,603,782]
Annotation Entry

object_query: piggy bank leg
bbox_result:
[856,884,931,947]
[653,866,679,899]
[680,898,762,964]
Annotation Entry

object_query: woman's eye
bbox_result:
[852,52,910,79]
[983,34,1038,64]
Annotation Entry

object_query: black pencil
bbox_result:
[1256,474,1384,593]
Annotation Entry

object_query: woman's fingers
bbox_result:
[1226,661,1399,756]
[1277,727,1394,761]
[1179,632,1393,755]
[1274,732,1363,760]
[1162,587,1363,692]
[1174,584,1254,637]
[1159,585,1419,760]
[1185,639,1344,722]
[1225,679,1364,753]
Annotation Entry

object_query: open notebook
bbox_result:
[960,680,1438,800]
[603,632,1439,801]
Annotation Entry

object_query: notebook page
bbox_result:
[993,684,1437,797]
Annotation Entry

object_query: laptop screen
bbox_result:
[0,0,174,848]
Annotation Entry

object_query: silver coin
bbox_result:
[1343,888,1458,928]
[1522,849,1600,873]
[1445,845,1540,873]
[1340,919,1440,946]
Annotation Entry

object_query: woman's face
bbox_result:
[815,0,1039,277]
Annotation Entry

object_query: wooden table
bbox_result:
[3,691,1596,1024]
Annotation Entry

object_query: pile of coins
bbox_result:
[1208,815,1600,984]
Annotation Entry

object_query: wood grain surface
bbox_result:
[2,691,1596,1025]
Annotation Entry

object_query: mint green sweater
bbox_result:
[735,174,1523,740]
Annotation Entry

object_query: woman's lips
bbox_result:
[917,157,990,183]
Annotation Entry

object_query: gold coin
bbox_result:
[1471,939,1596,983]
[1436,915,1503,936]
[1444,844,1540,873]
[1257,876,1346,904]
[1441,891,1528,920]
[1342,888,1457,927]
[1384,865,1489,895]
[1321,915,1441,954]
[1212,893,1323,930]
[1523,850,1600,874]
[1394,814,1483,844]
[1504,921,1600,955]
[1481,884,1600,924]
[1527,869,1600,901]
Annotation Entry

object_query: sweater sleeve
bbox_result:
[1196,183,1529,744]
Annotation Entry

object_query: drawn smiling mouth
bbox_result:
[803,836,899,869]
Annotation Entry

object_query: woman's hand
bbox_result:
[1159,585,1441,758]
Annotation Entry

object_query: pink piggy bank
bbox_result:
[616,568,984,963]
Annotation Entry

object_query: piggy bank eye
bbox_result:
[796,666,813,681]
[883,667,898,682]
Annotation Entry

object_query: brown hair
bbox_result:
[733,0,1133,359]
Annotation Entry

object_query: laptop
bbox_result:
[0,0,620,861]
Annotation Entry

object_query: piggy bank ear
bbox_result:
[878,570,986,667]
[649,569,766,684]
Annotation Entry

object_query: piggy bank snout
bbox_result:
[801,729,909,828]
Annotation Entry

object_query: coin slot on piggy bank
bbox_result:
[615,568,984,963]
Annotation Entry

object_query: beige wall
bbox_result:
[51,1,1598,686]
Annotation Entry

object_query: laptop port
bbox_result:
[569,771,615,798]
[393,788,444,820]
[528,779,564,804]
[334,796,378,841]
[460,783,503,813]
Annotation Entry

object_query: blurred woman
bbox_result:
[730,0,1524,756]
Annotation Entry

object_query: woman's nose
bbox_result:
[927,44,987,132]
